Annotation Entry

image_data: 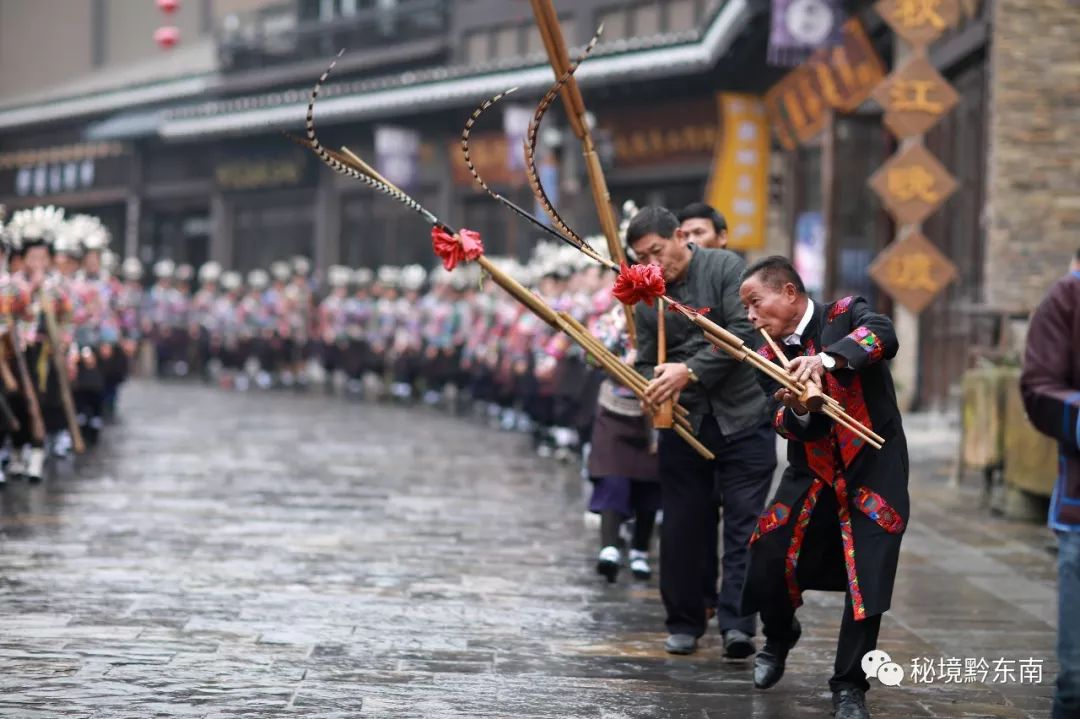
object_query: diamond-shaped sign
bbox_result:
[869,231,958,313]
[874,0,961,49]
[872,55,959,139]
[868,144,958,226]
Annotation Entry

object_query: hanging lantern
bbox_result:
[156,0,180,14]
[154,26,180,49]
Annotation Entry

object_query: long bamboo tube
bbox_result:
[476,261,715,460]
[653,299,673,428]
[528,0,634,345]
[685,312,885,448]
[758,328,826,412]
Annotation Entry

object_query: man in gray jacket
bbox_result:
[630,206,776,658]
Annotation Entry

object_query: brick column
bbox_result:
[985,0,1080,311]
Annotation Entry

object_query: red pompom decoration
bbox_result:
[432,227,484,271]
[154,26,180,49]
[612,262,666,306]
[156,0,179,14]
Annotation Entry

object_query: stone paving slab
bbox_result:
[0,381,1060,717]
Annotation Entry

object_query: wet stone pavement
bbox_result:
[0,380,1059,718]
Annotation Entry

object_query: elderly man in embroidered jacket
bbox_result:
[1020,252,1080,719]
[737,256,909,719]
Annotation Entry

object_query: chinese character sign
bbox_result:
[874,0,962,48]
[868,231,958,313]
[764,18,886,149]
[869,144,958,226]
[705,93,771,251]
[872,55,959,139]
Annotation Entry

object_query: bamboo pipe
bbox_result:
[684,315,884,448]
[529,0,588,136]
[477,260,713,458]
[561,321,690,421]
[527,2,634,344]
[552,316,710,458]
[653,299,673,428]
[324,145,711,454]
[758,328,826,413]
[41,296,85,454]
[557,317,693,435]
[685,312,883,438]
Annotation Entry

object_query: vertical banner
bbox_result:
[374,125,421,189]
[534,153,559,228]
[502,105,533,173]
[793,211,826,297]
[768,0,844,66]
[705,93,770,252]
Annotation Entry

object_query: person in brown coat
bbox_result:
[1020,249,1080,719]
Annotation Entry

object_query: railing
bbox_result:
[217,0,450,72]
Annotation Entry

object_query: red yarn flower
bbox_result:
[612,262,666,307]
[431,227,484,271]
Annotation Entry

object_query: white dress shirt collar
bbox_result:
[783,299,815,346]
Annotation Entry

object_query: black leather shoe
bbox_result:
[832,688,869,719]
[753,618,802,689]
[664,633,698,655]
[722,629,755,659]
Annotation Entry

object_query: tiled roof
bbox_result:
[0,0,751,140]
[161,0,751,139]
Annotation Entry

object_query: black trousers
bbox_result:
[659,418,775,637]
[757,486,883,693]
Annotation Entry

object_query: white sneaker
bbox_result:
[629,550,651,580]
[7,456,26,477]
[52,431,72,458]
[597,545,621,583]
[27,447,45,482]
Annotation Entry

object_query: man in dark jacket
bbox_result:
[630,207,776,659]
[738,256,909,719]
[1020,252,1080,719]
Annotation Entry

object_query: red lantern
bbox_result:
[154,26,180,49]
[156,0,179,13]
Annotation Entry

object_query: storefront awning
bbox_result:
[160,0,752,141]
[85,109,171,142]
[0,75,213,133]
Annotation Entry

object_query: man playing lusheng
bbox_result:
[629,207,775,659]
[738,256,909,719]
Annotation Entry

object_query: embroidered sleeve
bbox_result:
[847,326,886,363]
[827,296,854,322]
[823,296,898,371]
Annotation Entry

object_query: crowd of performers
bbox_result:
[0,199,908,718]
[0,206,138,484]
[0,202,662,482]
